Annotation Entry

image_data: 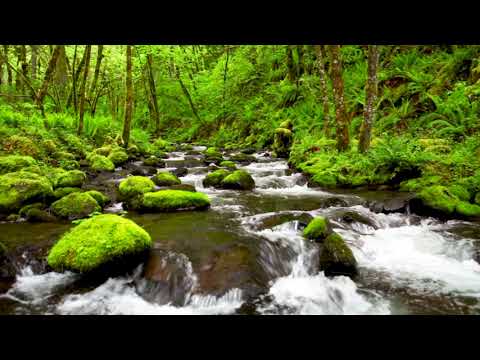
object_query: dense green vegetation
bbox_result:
[1,45,480,220]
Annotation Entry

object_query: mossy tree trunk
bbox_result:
[77,45,91,135]
[3,46,12,87]
[286,45,296,81]
[122,45,134,147]
[68,45,88,113]
[30,45,38,82]
[358,45,380,153]
[36,45,62,118]
[146,53,160,136]
[329,45,350,152]
[315,45,331,137]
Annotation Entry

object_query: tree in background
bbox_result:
[122,45,133,147]
[77,45,91,135]
[146,52,160,135]
[315,45,331,137]
[329,45,350,151]
[358,45,380,153]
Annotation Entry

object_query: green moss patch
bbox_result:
[0,155,37,175]
[152,171,181,187]
[108,149,129,166]
[203,169,231,188]
[118,176,155,199]
[221,170,255,190]
[303,216,331,242]
[55,170,86,188]
[89,154,115,172]
[142,190,210,212]
[47,214,152,273]
[320,232,358,277]
[51,192,101,220]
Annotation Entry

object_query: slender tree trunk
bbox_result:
[30,45,38,82]
[0,53,3,87]
[3,46,12,87]
[297,45,304,77]
[146,53,160,135]
[175,65,201,123]
[88,45,104,116]
[358,45,380,153]
[315,45,331,137]
[222,46,230,114]
[68,45,87,112]
[70,45,77,111]
[77,45,91,135]
[329,45,350,152]
[122,45,134,147]
[36,45,62,118]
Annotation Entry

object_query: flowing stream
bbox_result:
[1,149,480,315]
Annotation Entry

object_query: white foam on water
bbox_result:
[56,277,243,315]
[179,173,205,189]
[253,173,305,189]
[339,220,480,297]
[5,266,78,305]
[248,219,390,315]
[193,145,207,152]
[254,184,334,196]
[104,202,124,213]
[242,161,289,171]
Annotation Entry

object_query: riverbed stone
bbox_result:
[47,214,152,273]
[303,216,332,242]
[319,232,358,278]
[89,154,115,172]
[0,171,54,214]
[55,169,86,188]
[152,171,181,187]
[118,176,155,199]
[0,155,37,175]
[51,192,101,220]
[202,169,231,188]
[108,149,129,166]
[141,190,210,212]
[221,170,255,190]
[272,127,293,158]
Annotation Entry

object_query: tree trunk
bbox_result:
[315,45,331,137]
[222,46,230,114]
[297,45,304,77]
[88,45,104,116]
[175,65,201,123]
[77,45,91,135]
[3,46,12,87]
[146,53,160,135]
[122,45,134,147]
[36,45,62,118]
[286,45,296,81]
[358,45,380,153]
[329,45,350,152]
[68,45,87,112]
[30,45,38,82]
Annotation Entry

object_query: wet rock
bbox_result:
[24,208,57,223]
[272,127,293,158]
[321,197,349,208]
[171,167,188,178]
[221,170,255,190]
[161,184,196,192]
[203,169,231,188]
[141,190,210,212]
[331,210,379,230]
[252,212,314,231]
[51,192,101,220]
[118,176,155,199]
[220,160,237,170]
[54,169,86,188]
[303,216,333,242]
[185,150,202,156]
[142,156,164,167]
[319,232,358,278]
[367,193,415,214]
[125,163,157,176]
[152,171,181,187]
[140,249,196,306]
[229,153,256,164]
[241,148,256,155]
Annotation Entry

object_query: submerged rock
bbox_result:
[152,171,181,187]
[51,192,101,220]
[141,190,210,212]
[319,232,358,278]
[0,171,53,214]
[47,214,152,274]
[118,176,155,199]
[221,170,255,190]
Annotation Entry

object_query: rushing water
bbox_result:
[1,148,479,315]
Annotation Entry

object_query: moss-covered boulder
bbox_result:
[166,184,196,192]
[47,214,152,273]
[51,192,101,220]
[303,216,332,242]
[54,151,76,161]
[202,169,231,188]
[143,156,163,167]
[0,155,37,175]
[141,190,210,212]
[221,170,255,190]
[319,232,358,278]
[118,176,155,199]
[53,187,82,200]
[42,139,57,154]
[0,171,53,213]
[55,170,86,188]
[153,138,175,152]
[89,154,115,172]
[93,146,112,157]
[19,202,44,217]
[84,190,110,207]
[108,149,129,166]
[272,127,293,158]
[220,160,237,170]
[204,147,224,164]
[59,159,80,171]
[25,208,57,223]
[152,171,181,187]
[229,153,255,164]
[3,135,40,157]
